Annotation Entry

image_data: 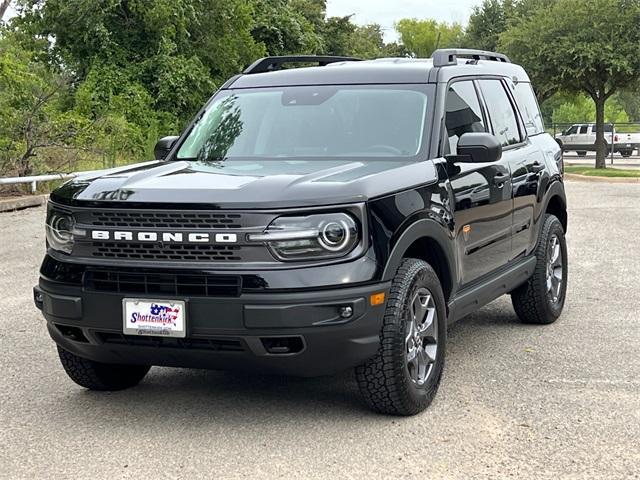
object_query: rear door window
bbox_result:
[511,82,544,136]
[478,79,524,147]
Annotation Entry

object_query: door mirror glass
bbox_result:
[154,136,180,160]
[449,132,503,163]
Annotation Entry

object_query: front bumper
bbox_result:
[35,278,389,377]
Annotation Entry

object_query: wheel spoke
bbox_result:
[405,318,415,344]
[412,293,428,324]
[418,307,436,339]
[417,349,428,381]
[405,287,439,386]
[408,354,419,382]
[549,236,557,259]
[407,345,417,363]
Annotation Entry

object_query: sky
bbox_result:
[326,0,481,41]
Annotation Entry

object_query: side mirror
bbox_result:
[154,136,180,160]
[450,132,502,164]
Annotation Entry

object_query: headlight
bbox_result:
[249,213,359,261]
[46,208,80,254]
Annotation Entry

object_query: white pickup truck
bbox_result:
[555,123,640,157]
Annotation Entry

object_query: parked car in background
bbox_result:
[555,123,640,157]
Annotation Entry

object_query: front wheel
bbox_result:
[355,259,446,416]
[620,150,633,158]
[511,214,568,324]
[57,346,151,391]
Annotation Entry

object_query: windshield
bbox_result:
[177,85,429,161]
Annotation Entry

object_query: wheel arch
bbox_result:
[543,182,568,233]
[381,219,456,303]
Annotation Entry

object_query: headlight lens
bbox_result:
[46,208,78,254]
[249,213,359,261]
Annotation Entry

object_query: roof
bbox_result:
[227,57,531,89]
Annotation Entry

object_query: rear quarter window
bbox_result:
[511,82,545,136]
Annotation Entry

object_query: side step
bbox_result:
[448,256,537,323]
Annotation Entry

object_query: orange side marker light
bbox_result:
[370,292,386,306]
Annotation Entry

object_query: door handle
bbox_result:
[493,173,509,186]
[531,162,545,173]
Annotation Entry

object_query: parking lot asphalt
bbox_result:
[0,180,638,479]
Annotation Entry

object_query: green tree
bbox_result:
[323,16,356,56]
[500,0,640,168]
[615,86,640,121]
[395,18,464,58]
[15,0,263,124]
[0,33,91,177]
[551,93,629,125]
[465,0,514,51]
[251,0,323,55]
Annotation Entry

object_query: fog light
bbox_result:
[339,306,353,319]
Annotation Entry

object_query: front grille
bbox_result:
[84,270,242,297]
[70,208,277,264]
[90,211,243,229]
[90,242,243,261]
[96,332,245,352]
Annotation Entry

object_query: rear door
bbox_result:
[476,79,542,262]
[574,124,589,150]
[443,79,513,286]
[506,79,549,258]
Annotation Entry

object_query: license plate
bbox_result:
[123,299,186,338]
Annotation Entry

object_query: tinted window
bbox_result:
[578,125,588,134]
[177,86,429,161]
[565,126,578,135]
[444,81,485,154]
[511,82,544,135]
[478,79,523,147]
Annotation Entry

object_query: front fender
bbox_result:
[381,218,457,297]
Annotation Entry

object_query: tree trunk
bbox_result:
[594,96,607,169]
[0,1,11,21]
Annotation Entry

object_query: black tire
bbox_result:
[620,150,632,158]
[57,346,150,391]
[511,214,568,324]
[355,259,446,416]
[576,151,587,157]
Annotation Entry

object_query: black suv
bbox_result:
[35,50,568,415]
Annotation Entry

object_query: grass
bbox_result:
[564,166,640,178]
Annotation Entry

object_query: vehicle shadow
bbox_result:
[46,300,527,424]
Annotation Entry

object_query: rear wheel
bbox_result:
[620,150,633,157]
[57,346,150,391]
[511,214,567,324]
[355,259,446,416]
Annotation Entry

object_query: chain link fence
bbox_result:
[551,122,640,165]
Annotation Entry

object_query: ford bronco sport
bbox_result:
[35,50,568,415]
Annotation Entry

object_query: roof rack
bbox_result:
[432,49,511,67]
[243,55,361,74]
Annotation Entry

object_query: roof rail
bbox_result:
[243,55,361,74]
[432,49,511,67]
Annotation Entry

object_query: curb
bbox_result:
[0,194,48,213]
[564,173,640,183]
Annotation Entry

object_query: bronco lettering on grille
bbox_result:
[90,230,238,244]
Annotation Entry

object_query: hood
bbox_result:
[51,158,438,209]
